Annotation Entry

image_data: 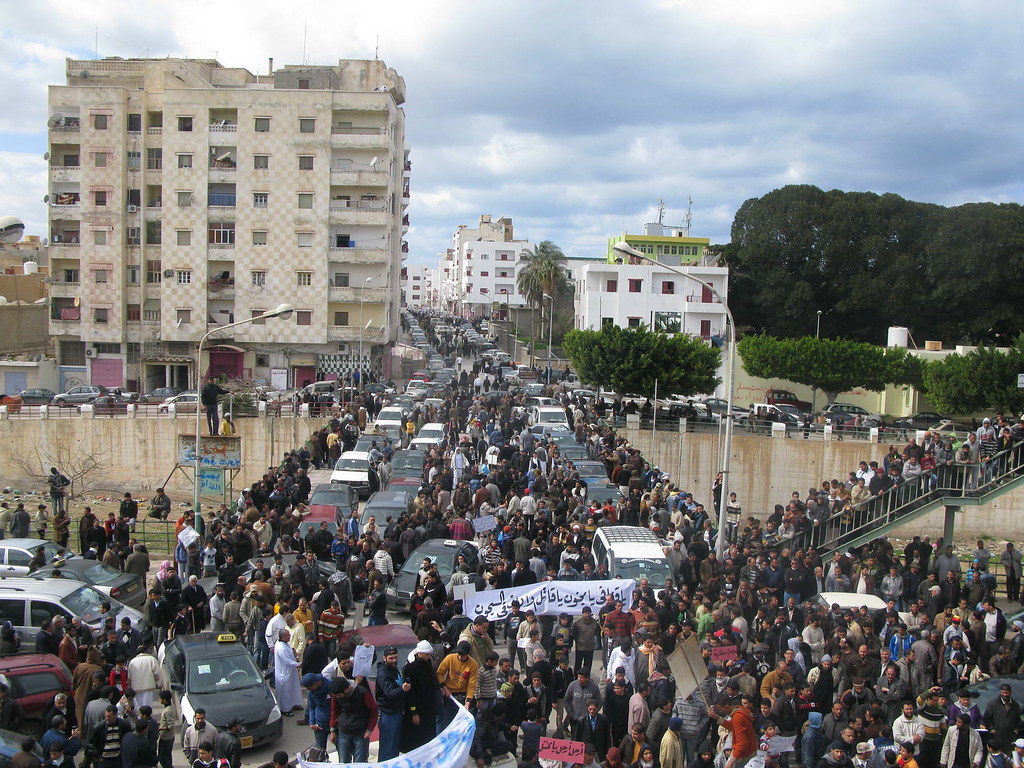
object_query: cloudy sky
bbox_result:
[1,0,1021,264]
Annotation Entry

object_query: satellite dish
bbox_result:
[47,113,64,128]
[0,216,25,244]
[369,156,379,169]
[79,71,89,79]
[42,195,49,204]
[216,152,231,162]
[41,276,52,284]
[73,297,81,307]
[42,152,50,161]
[41,238,48,247]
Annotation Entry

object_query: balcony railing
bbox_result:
[329,200,387,211]
[146,127,162,135]
[331,126,385,135]
[208,123,238,132]
[208,193,237,207]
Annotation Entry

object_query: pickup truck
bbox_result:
[764,388,812,414]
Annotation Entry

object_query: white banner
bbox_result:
[297,697,476,768]
[463,578,636,621]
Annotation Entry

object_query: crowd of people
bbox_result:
[5,313,1024,768]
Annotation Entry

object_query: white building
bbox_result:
[442,214,530,317]
[46,56,409,393]
[401,263,432,308]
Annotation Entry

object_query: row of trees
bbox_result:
[724,185,1024,345]
[562,325,1024,416]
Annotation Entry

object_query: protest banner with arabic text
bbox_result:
[462,579,635,621]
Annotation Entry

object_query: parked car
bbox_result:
[386,539,480,612]
[823,403,885,425]
[0,538,71,576]
[0,654,73,736]
[32,559,146,608]
[139,386,183,404]
[764,388,812,415]
[51,385,110,406]
[15,389,56,405]
[158,391,200,413]
[308,483,359,518]
[893,411,946,430]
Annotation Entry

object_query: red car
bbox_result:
[0,654,73,736]
[335,625,418,740]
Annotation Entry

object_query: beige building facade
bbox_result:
[47,57,408,393]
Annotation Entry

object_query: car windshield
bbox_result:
[188,652,263,694]
[311,488,353,503]
[614,559,672,583]
[392,455,423,471]
[574,464,607,478]
[62,585,120,623]
[82,563,123,585]
[400,551,456,580]
[418,428,443,440]
[33,542,69,566]
[335,458,368,471]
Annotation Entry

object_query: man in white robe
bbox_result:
[274,628,303,715]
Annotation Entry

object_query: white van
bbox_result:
[592,526,674,586]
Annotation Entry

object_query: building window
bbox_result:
[605,279,617,293]
[177,116,193,132]
[297,232,313,248]
[479,271,489,277]
[298,155,314,170]
[661,281,675,295]
[94,343,120,354]
[254,117,270,132]
[92,114,108,130]
[334,311,350,326]
[628,279,642,293]
[59,341,86,366]
[93,230,107,246]
[176,309,191,324]
[176,269,192,285]
[296,310,312,326]
[93,191,108,207]
[252,230,268,247]
[298,79,310,90]
[146,260,162,283]
[297,193,314,209]
[93,268,109,283]
[250,309,266,325]
[253,154,269,169]
[126,304,141,322]
[126,113,142,132]
[94,152,108,168]
[177,154,192,169]
[127,342,140,363]
[296,271,312,286]
[146,221,161,245]
[251,270,267,287]
[124,151,140,170]
[208,224,235,245]
[176,230,191,247]
[333,273,349,287]
[299,118,315,134]
[253,192,268,208]
[146,148,162,170]
[94,308,109,324]
[126,265,140,284]
[177,191,193,207]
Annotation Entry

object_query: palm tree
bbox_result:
[517,241,568,366]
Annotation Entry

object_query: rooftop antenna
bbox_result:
[656,198,665,225]
[375,35,380,60]
[302,20,307,65]
[95,26,98,59]
[683,196,693,235]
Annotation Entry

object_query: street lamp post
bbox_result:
[543,293,553,383]
[193,303,293,518]
[612,241,735,558]
[358,277,375,393]
[811,309,823,415]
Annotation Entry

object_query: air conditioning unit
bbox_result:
[126,204,138,213]
[163,269,175,278]
[85,348,97,357]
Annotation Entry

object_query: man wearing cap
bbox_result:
[984,683,1021,748]
[214,717,243,768]
[329,675,378,763]
[373,646,407,761]
[301,672,331,752]
[853,742,874,768]
[437,641,480,708]
[660,716,684,768]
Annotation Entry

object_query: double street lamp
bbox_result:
[543,292,553,383]
[193,303,293,518]
[358,277,376,393]
[612,242,735,558]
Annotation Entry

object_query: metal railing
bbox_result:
[767,442,1024,557]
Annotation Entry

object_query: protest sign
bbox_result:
[462,579,635,621]
[539,737,586,762]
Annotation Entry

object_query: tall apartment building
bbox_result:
[401,263,433,308]
[441,215,530,318]
[47,57,409,393]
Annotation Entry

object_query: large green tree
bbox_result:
[737,334,922,405]
[724,185,1024,344]
[922,336,1024,415]
[562,325,721,399]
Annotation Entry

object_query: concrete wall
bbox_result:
[623,423,1024,541]
[0,415,1020,540]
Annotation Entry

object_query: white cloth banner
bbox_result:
[463,578,636,621]
[297,697,476,768]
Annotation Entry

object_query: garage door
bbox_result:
[90,358,124,387]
